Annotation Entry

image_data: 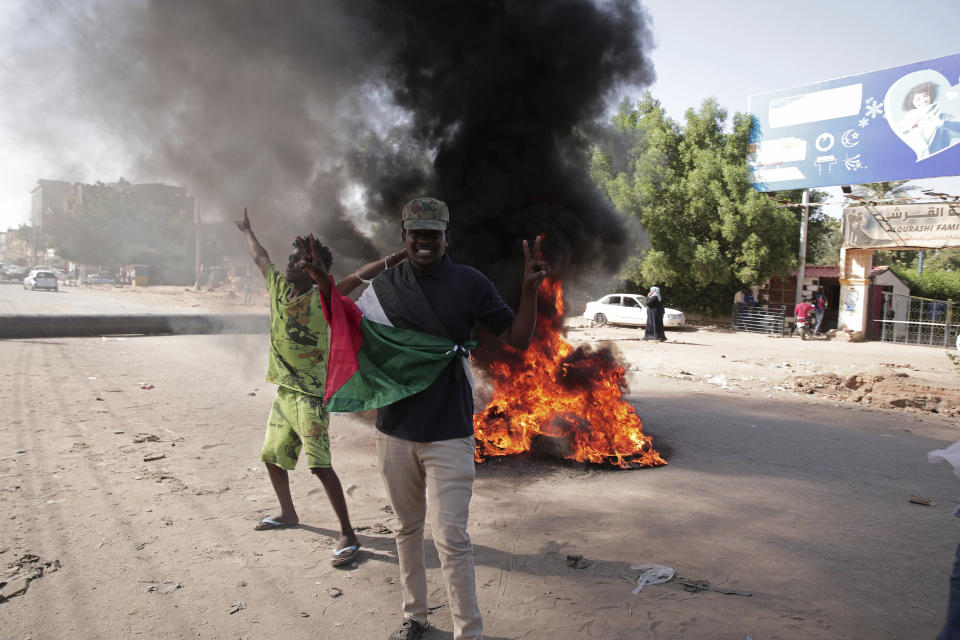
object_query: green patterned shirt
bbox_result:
[265,263,329,397]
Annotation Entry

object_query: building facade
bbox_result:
[29,178,195,261]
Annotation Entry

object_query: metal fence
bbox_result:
[732,304,787,336]
[877,292,960,347]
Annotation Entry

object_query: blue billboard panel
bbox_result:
[748,52,960,192]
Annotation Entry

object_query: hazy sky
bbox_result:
[1,1,958,231]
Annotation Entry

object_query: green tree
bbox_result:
[891,266,960,301]
[852,180,913,202]
[15,224,33,249]
[46,183,123,264]
[806,216,842,265]
[873,248,918,270]
[590,95,799,313]
[46,182,196,284]
[925,248,960,271]
[768,188,839,265]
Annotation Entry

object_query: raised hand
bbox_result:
[237,207,270,276]
[521,234,549,293]
[235,207,252,233]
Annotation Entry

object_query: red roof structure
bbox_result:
[793,265,892,279]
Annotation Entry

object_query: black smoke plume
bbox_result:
[3,0,654,290]
[358,0,655,296]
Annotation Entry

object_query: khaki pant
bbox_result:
[376,431,482,640]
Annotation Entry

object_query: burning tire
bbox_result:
[593,313,607,327]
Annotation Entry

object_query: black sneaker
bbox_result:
[388,618,431,640]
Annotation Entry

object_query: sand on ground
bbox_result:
[2,284,960,639]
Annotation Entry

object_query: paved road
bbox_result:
[0,281,160,315]
[2,331,958,638]
[2,277,959,636]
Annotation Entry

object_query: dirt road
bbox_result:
[2,285,960,639]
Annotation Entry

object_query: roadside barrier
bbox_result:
[732,304,787,336]
[0,314,268,339]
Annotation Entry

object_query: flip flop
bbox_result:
[254,518,296,531]
[331,544,361,567]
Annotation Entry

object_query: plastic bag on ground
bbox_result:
[630,563,675,593]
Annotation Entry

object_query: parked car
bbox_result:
[32,265,67,278]
[23,269,58,291]
[583,293,686,328]
[5,266,29,281]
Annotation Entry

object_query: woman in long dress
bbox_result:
[643,286,666,342]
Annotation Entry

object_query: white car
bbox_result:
[583,293,685,328]
[23,269,58,292]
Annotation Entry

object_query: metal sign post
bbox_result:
[795,189,809,306]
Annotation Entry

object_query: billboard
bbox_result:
[748,53,960,192]
[843,202,960,249]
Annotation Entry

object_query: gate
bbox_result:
[732,304,787,336]
[876,292,960,347]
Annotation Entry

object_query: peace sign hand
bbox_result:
[521,234,549,293]
[294,233,329,284]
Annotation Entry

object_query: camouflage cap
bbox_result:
[402,197,449,231]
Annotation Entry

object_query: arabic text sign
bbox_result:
[843,203,960,249]
[749,53,960,191]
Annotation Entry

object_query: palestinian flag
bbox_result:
[320,263,474,412]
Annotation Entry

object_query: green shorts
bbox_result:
[261,386,331,470]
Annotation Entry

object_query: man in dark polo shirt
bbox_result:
[357,197,547,640]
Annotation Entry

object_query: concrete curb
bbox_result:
[0,314,268,339]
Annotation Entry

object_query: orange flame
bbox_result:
[473,278,665,469]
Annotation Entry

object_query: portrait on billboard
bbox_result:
[884,70,960,161]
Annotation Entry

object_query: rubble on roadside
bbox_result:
[789,370,960,416]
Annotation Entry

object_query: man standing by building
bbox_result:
[813,287,828,333]
[356,197,548,640]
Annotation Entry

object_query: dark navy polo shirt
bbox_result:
[375,255,515,442]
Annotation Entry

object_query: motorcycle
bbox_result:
[795,310,816,340]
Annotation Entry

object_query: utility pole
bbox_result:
[794,188,809,306]
[32,208,44,265]
[194,200,202,290]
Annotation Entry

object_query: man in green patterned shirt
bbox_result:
[236,208,405,567]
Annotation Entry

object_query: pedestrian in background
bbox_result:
[644,286,666,342]
[813,287,827,333]
[242,264,253,305]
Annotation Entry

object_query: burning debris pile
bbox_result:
[474,279,665,469]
